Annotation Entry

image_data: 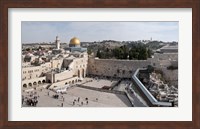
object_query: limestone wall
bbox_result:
[54,70,74,82]
[22,62,52,80]
[49,76,79,89]
[151,53,178,68]
[50,59,63,69]
[88,58,151,78]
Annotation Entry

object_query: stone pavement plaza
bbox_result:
[22,79,132,107]
[81,77,118,88]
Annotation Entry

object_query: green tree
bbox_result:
[96,49,102,58]
[87,48,92,55]
[147,49,153,58]
[26,48,30,51]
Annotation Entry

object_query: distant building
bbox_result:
[55,36,60,49]
[65,37,87,52]
[158,44,178,53]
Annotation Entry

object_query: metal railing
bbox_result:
[132,68,172,107]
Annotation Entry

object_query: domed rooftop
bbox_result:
[69,37,80,46]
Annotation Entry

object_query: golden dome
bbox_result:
[69,37,80,45]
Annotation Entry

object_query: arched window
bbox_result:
[38,81,41,84]
[28,83,32,87]
[23,84,27,88]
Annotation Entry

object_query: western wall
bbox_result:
[87,58,151,78]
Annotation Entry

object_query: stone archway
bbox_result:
[38,81,41,85]
[65,82,68,85]
[23,84,27,88]
[78,69,80,78]
[42,80,46,83]
[82,69,85,78]
[33,82,37,85]
[28,83,32,87]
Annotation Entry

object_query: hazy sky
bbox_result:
[22,21,178,43]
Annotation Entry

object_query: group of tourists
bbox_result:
[22,93,39,107]
[25,98,38,106]
[22,88,43,107]
[72,97,89,106]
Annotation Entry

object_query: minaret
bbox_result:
[55,36,60,49]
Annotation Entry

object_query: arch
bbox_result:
[65,82,68,85]
[82,69,85,78]
[38,81,41,84]
[28,83,32,87]
[69,81,71,84]
[75,79,77,83]
[72,80,74,84]
[42,80,46,83]
[78,69,80,78]
[33,82,37,85]
[47,80,51,83]
[23,84,27,88]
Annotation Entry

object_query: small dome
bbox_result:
[69,37,80,46]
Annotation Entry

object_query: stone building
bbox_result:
[22,37,88,89]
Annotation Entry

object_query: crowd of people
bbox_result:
[22,88,100,107]
[22,91,39,107]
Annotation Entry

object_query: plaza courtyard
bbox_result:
[22,77,134,107]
